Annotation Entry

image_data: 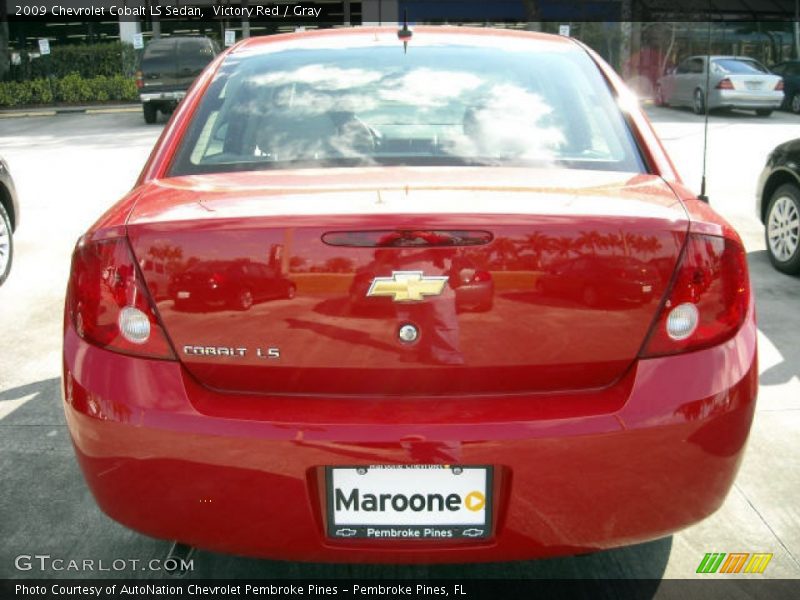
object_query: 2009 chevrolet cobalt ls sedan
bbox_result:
[63,27,756,562]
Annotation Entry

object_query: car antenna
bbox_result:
[698,20,712,204]
[397,9,412,54]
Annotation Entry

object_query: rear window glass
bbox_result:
[712,58,769,75]
[178,38,216,69]
[142,40,175,71]
[169,41,644,175]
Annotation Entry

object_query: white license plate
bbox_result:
[176,291,191,299]
[745,81,763,90]
[326,465,492,540]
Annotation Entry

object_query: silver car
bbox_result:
[656,55,784,117]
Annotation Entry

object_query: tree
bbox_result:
[0,1,8,82]
[523,1,541,32]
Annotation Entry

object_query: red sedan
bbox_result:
[63,27,756,562]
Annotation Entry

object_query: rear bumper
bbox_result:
[140,91,186,104]
[711,89,783,110]
[62,311,758,563]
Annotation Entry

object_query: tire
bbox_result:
[755,109,773,117]
[582,285,599,307]
[692,89,705,115]
[234,288,254,311]
[765,183,800,275]
[791,93,800,115]
[143,103,157,124]
[475,298,494,313]
[0,201,12,286]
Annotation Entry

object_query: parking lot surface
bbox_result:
[0,107,798,580]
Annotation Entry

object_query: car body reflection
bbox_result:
[536,254,660,308]
[168,259,296,312]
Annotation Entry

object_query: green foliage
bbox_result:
[0,74,137,107]
[7,42,138,82]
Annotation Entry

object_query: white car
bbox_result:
[656,55,784,116]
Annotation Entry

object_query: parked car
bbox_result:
[169,259,296,311]
[536,254,660,307]
[656,55,784,116]
[135,36,219,124]
[0,156,19,286]
[64,27,756,562]
[757,138,800,274]
[769,59,800,113]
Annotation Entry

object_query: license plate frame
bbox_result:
[326,465,493,540]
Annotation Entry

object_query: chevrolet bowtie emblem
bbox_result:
[367,271,448,302]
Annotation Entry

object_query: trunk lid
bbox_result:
[127,168,688,396]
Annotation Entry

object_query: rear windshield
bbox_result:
[169,40,644,175]
[712,58,769,75]
[142,39,175,63]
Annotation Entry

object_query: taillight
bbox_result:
[473,270,492,283]
[716,78,734,90]
[66,233,175,359]
[775,79,784,91]
[135,70,144,89]
[639,233,749,358]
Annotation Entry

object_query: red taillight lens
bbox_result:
[66,234,175,359]
[716,78,734,90]
[639,233,749,358]
[473,270,492,283]
[775,79,784,91]
[135,70,144,89]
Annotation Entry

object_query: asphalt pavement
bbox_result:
[0,106,798,581]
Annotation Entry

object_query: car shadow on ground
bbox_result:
[185,537,671,581]
[747,250,800,386]
[644,105,799,123]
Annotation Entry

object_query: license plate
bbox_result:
[176,291,191,299]
[326,465,492,540]
[745,81,763,90]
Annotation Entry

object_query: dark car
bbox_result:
[757,138,800,274]
[536,254,660,307]
[770,60,800,113]
[0,156,19,286]
[169,259,296,311]
[135,36,219,124]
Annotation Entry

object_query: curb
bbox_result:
[0,104,140,119]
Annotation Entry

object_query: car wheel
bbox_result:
[765,184,800,275]
[286,283,296,299]
[582,285,599,307]
[755,109,773,117]
[0,201,13,286]
[475,298,494,312]
[692,89,705,115]
[143,103,157,124]
[791,93,800,114]
[655,84,667,107]
[235,288,254,311]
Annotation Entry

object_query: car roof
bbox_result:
[231,25,575,55]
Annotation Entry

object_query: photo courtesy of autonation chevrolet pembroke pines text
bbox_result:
[0,0,799,599]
